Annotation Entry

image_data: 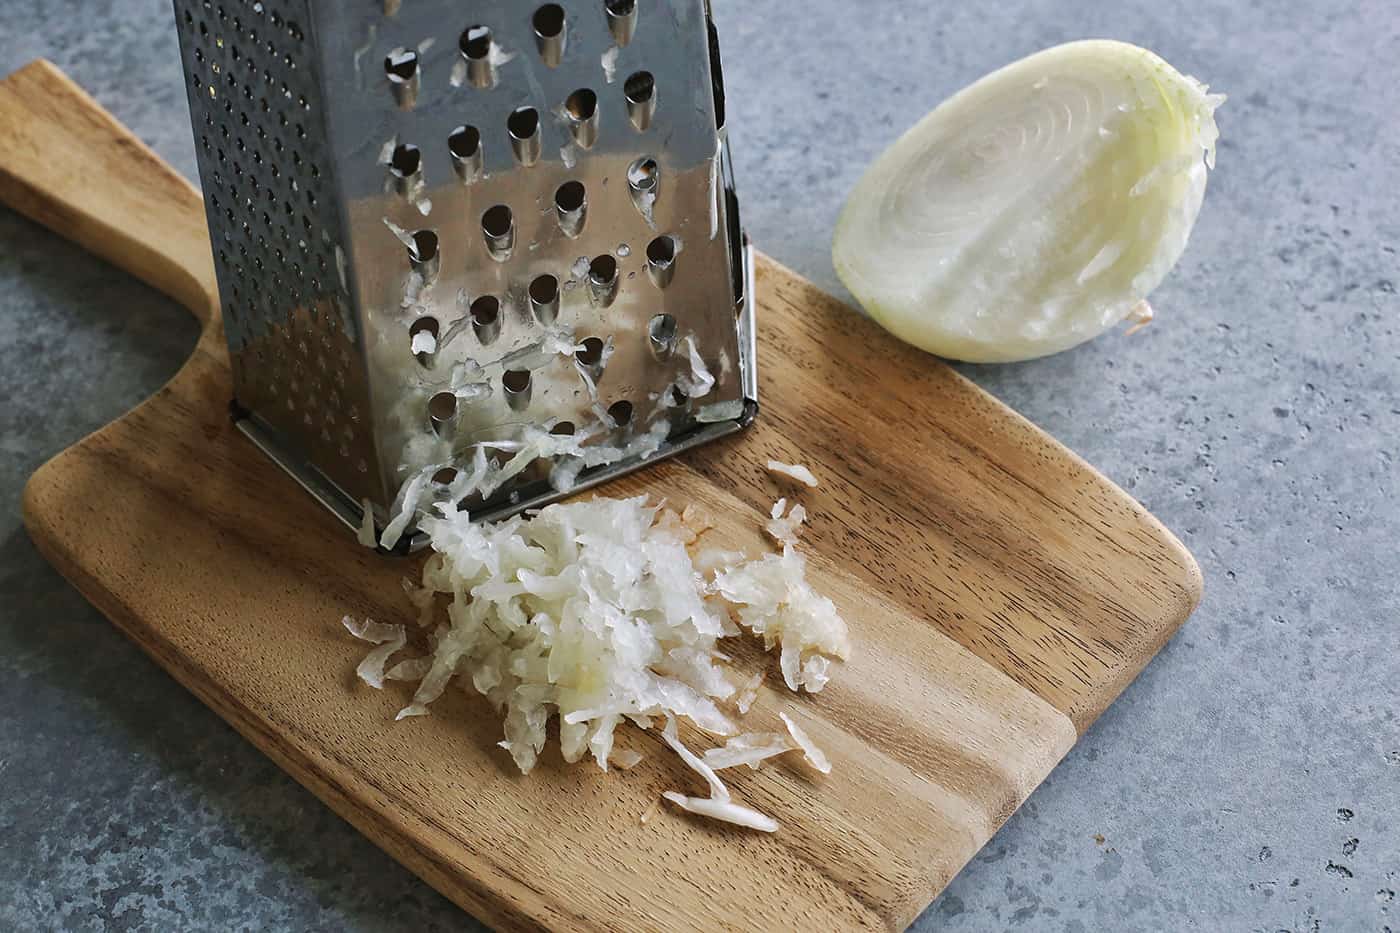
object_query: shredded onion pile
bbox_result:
[344,492,847,829]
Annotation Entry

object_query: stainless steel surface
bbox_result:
[171,0,756,546]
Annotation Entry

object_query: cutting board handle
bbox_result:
[0,59,217,324]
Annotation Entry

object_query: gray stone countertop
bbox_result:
[1,1,1396,930]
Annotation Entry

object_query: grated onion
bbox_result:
[779,711,832,774]
[342,492,851,832]
[765,498,808,548]
[349,495,848,778]
[660,792,779,833]
[766,460,819,488]
[711,545,849,693]
[357,498,377,548]
[342,616,407,689]
[703,732,792,771]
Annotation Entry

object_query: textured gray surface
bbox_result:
[1,0,1396,930]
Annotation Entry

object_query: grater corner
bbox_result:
[171,0,757,550]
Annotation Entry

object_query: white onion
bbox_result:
[703,732,792,771]
[779,712,832,775]
[342,617,407,689]
[833,40,1225,362]
[660,792,779,833]
[764,498,807,548]
[766,460,819,488]
[347,496,849,780]
[711,545,850,693]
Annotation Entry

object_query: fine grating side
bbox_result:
[172,0,757,549]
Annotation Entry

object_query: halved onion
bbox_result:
[833,40,1224,363]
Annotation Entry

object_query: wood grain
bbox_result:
[4,60,1200,931]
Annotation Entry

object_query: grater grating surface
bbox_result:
[172,0,756,549]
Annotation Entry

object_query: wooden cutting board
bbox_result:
[3,60,1201,931]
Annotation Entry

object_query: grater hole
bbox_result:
[589,254,617,285]
[647,313,677,357]
[554,180,587,237]
[460,24,492,59]
[565,88,597,121]
[433,467,458,485]
[409,315,439,363]
[388,143,422,195]
[503,369,532,411]
[607,399,634,427]
[533,4,566,67]
[389,144,420,177]
[429,392,457,433]
[507,107,542,166]
[627,156,659,218]
[471,296,500,323]
[550,420,575,436]
[627,157,657,191]
[408,229,440,281]
[408,229,438,263]
[533,4,565,37]
[459,24,496,88]
[604,0,637,46]
[564,88,599,148]
[448,124,483,182]
[384,48,420,108]
[481,205,515,261]
[471,295,503,345]
[576,336,605,368]
[507,109,538,137]
[646,235,677,288]
[529,274,560,325]
[624,71,656,131]
[449,125,480,158]
[589,254,619,308]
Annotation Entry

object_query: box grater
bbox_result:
[170,0,757,550]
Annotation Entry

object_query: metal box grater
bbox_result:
[170,0,757,549]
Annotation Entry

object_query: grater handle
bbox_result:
[0,59,218,324]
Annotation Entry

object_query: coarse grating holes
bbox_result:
[564,88,598,148]
[503,369,532,411]
[588,254,618,308]
[448,125,483,182]
[604,0,637,47]
[627,156,658,219]
[507,106,541,166]
[607,399,633,427]
[529,274,559,325]
[429,391,457,434]
[575,336,606,377]
[407,229,440,281]
[433,467,458,485]
[470,295,502,345]
[409,315,439,364]
[550,420,575,436]
[387,142,422,196]
[384,48,419,109]
[646,234,677,288]
[459,25,495,88]
[647,313,677,358]
[624,71,656,130]
[554,180,586,237]
[532,4,566,67]
[481,205,514,261]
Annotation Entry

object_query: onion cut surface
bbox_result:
[833,40,1224,362]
